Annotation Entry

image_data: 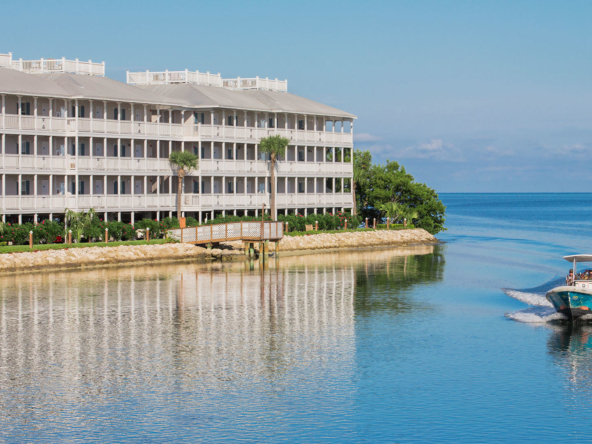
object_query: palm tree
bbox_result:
[379,202,401,229]
[400,207,419,227]
[65,208,96,242]
[259,135,289,220]
[169,151,199,220]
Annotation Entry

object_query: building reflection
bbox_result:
[0,245,443,420]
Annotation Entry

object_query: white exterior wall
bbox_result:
[0,90,354,220]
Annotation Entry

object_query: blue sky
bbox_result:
[3,0,591,192]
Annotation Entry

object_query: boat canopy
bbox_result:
[564,255,592,263]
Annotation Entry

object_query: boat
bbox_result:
[547,255,592,320]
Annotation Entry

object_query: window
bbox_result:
[79,105,85,118]
[21,180,30,195]
[113,145,118,157]
[269,117,275,128]
[193,181,199,193]
[79,181,85,195]
[114,181,118,194]
[120,145,126,157]
[193,146,198,156]
[193,112,205,124]
[121,109,126,120]
[79,143,85,156]
[298,180,304,193]
[298,150,304,162]
[227,115,234,126]
[20,102,31,115]
[70,182,75,195]
[298,120,305,130]
[201,146,205,159]
[227,147,233,159]
[114,108,118,120]
[19,141,30,155]
[258,182,265,194]
[227,181,233,194]
[201,180,205,193]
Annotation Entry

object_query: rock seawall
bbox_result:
[0,229,437,274]
[277,228,436,252]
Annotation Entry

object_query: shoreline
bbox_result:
[0,229,437,276]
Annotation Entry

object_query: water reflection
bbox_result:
[0,245,443,440]
[548,324,592,398]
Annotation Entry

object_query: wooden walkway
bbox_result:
[168,221,284,245]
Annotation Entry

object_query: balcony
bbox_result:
[0,53,105,76]
[0,116,354,145]
[222,77,288,93]
[127,70,223,87]
[0,155,172,172]
[0,192,352,213]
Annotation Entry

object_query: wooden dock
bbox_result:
[168,221,284,246]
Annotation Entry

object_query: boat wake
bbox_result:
[503,277,568,323]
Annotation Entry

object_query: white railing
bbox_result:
[127,70,223,87]
[0,53,12,67]
[168,221,284,244]
[0,116,354,145]
[0,192,352,213]
[222,77,288,93]
[7,57,105,76]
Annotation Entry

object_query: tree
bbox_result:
[65,208,96,242]
[259,135,289,220]
[169,151,199,220]
[378,201,401,228]
[353,149,372,216]
[353,151,447,234]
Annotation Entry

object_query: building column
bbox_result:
[34,97,38,130]
[117,102,121,133]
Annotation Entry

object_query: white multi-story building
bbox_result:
[0,52,355,224]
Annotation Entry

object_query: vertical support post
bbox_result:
[29,231,33,249]
[146,228,150,242]
[365,218,368,229]
[373,218,376,229]
[105,228,108,243]
[344,219,347,230]
[68,230,72,245]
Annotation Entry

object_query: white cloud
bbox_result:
[353,133,382,142]
[377,139,464,162]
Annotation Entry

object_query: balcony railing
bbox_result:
[127,70,287,92]
[0,116,354,145]
[222,77,288,92]
[0,154,352,176]
[127,70,222,87]
[0,192,353,212]
[0,54,105,76]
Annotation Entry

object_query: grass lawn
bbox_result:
[0,239,167,254]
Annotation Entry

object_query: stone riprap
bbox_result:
[0,243,244,274]
[276,228,436,252]
[0,229,437,274]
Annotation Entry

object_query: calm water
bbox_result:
[2,193,592,442]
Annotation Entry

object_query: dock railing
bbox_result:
[167,221,284,244]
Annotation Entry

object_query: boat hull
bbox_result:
[547,286,592,320]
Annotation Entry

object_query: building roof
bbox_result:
[0,68,71,98]
[37,73,186,106]
[139,83,356,118]
[0,68,356,118]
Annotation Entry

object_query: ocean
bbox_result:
[0,193,589,442]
